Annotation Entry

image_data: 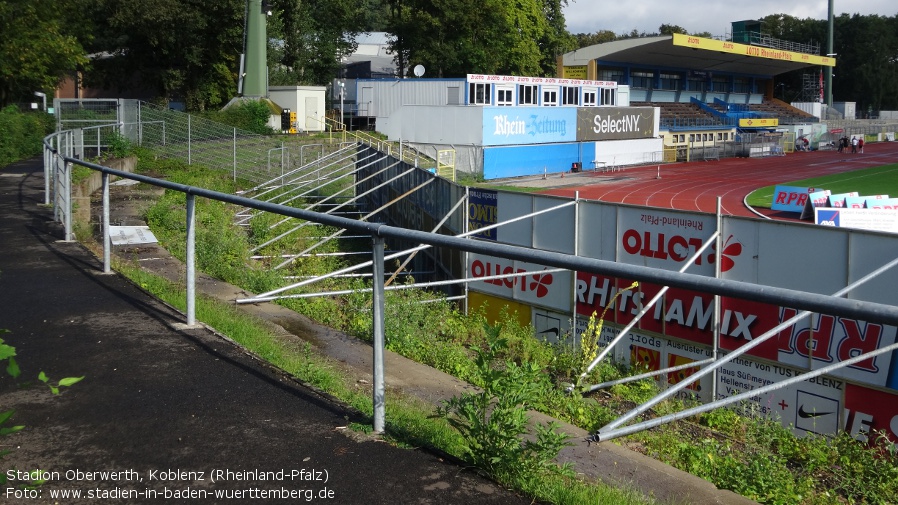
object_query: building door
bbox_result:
[304,96,319,131]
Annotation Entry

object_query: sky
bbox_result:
[562,1,898,38]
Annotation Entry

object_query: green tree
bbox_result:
[86,0,244,110]
[659,23,688,35]
[268,0,365,86]
[536,0,577,76]
[0,0,89,107]
[386,0,565,77]
[760,12,898,112]
[574,30,617,48]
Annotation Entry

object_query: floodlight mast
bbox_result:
[824,0,834,107]
[242,0,269,97]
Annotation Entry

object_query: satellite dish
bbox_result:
[413,64,425,77]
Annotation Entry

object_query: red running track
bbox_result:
[539,141,898,218]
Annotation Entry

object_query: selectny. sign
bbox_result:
[576,107,657,141]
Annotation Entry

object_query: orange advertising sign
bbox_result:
[739,118,779,127]
[672,33,836,67]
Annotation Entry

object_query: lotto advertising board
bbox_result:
[468,253,572,313]
[615,208,718,276]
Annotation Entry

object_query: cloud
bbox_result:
[563,1,896,37]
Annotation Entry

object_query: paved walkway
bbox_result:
[0,157,754,505]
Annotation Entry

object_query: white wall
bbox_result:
[269,86,327,132]
[593,137,664,167]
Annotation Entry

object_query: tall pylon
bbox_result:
[242,0,269,98]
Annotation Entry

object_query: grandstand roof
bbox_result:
[563,35,834,77]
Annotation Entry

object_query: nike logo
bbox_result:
[538,328,559,337]
[798,405,834,418]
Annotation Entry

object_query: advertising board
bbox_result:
[770,185,815,213]
[482,107,576,146]
[469,253,571,312]
[575,107,657,141]
[816,208,898,233]
[468,188,498,240]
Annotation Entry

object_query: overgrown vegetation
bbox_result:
[105,153,898,504]
[201,100,276,135]
[0,107,55,168]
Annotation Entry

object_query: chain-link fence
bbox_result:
[48,100,360,186]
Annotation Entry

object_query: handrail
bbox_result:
[42,128,898,439]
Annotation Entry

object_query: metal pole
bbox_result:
[138,102,143,146]
[372,235,386,433]
[825,0,834,108]
[43,138,51,205]
[233,128,237,182]
[188,115,192,165]
[64,160,73,241]
[102,173,111,274]
[186,193,197,325]
[712,197,722,401]
[464,186,470,316]
[572,191,580,347]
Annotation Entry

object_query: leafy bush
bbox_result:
[436,325,573,484]
[203,100,274,135]
[0,106,55,168]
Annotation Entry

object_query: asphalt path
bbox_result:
[0,158,530,504]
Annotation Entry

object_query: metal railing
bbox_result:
[42,129,898,438]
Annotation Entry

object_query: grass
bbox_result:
[110,260,657,505]
[746,163,898,208]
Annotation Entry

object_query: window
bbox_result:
[598,68,624,83]
[687,78,706,92]
[582,88,597,106]
[518,84,538,105]
[447,86,460,105]
[496,86,514,106]
[600,88,615,106]
[469,82,491,105]
[562,86,579,106]
[630,71,653,89]
[542,87,558,106]
[712,77,729,92]
[659,73,681,90]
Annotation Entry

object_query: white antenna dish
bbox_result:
[413,64,425,77]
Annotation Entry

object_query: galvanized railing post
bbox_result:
[372,234,386,433]
[187,114,192,165]
[186,193,197,325]
[63,160,73,242]
[102,172,111,274]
